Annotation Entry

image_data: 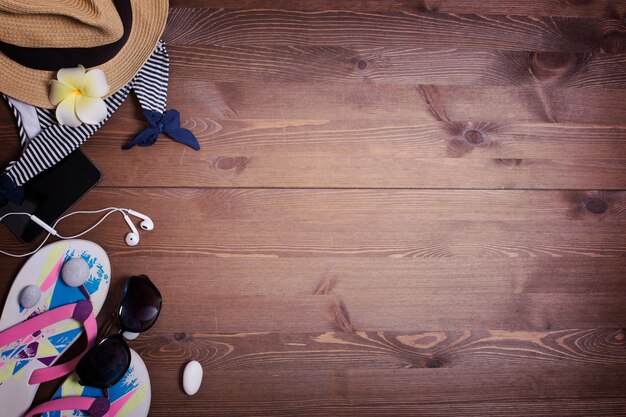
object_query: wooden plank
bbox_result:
[5,280,626,333]
[0,84,616,188]
[193,122,626,160]
[5,255,626,329]
[144,293,625,332]
[3,187,625,255]
[131,366,626,416]
[170,0,626,18]
[5,117,626,188]
[1,188,624,258]
[17,189,626,223]
[164,9,626,52]
[4,120,626,190]
[87,152,626,189]
[170,45,626,89]
[5,81,626,126]
[152,81,626,124]
[84,118,626,160]
[5,100,626,159]
[4,251,626,310]
[133,328,626,370]
[8,273,621,332]
[95,256,626,297]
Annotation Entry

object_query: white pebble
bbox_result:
[19,285,41,308]
[183,360,203,395]
[61,258,90,287]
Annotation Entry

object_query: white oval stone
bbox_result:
[19,285,41,308]
[61,258,90,287]
[183,360,203,395]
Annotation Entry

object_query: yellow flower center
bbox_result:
[72,88,82,96]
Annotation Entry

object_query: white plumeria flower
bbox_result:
[49,65,109,128]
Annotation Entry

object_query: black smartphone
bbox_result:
[0,149,101,243]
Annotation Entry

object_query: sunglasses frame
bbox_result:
[76,275,162,389]
[76,334,131,389]
[117,274,162,334]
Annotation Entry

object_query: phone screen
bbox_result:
[0,149,101,243]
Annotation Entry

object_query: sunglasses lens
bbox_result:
[76,335,130,388]
[118,275,162,333]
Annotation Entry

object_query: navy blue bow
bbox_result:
[0,174,24,206]
[123,109,200,150]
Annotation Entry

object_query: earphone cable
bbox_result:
[54,208,127,239]
[0,208,131,257]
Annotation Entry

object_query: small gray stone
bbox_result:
[61,258,90,287]
[19,285,41,308]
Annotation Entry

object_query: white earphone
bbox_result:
[127,209,154,231]
[0,207,154,257]
[122,212,140,246]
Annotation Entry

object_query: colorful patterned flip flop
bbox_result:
[29,349,151,417]
[0,240,110,417]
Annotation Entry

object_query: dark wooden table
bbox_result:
[2,1,626,415]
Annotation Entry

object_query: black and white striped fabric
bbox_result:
[3,41,170,188]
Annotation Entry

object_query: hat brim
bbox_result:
[0,0,168,109]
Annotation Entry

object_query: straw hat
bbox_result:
[0,0,168,108]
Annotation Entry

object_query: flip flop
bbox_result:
[28,349,151,417]
[0,240,110,417]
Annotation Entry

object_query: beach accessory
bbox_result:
[0,41,199,207]
[0,0,168,109]
[0,207,154,257]
[0,240,110,417]
[24,275,161,417]
[0,1,123,48]
[79,275,161,387]
[50,65,111,127]
[104,275,162,336]
[26,349,152,417]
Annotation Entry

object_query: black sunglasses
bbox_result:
[76,275,162,389]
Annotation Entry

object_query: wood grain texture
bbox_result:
[4,255,626,305]
[88,155,626,189]
[8,82,626,124]
[2,188,626,332]
[7,120,626,185]
[170,0,626,18]
[3,1,626,415]
[130,80,626,124]
[128,365,626,416]
[137,292,626,332]
[1,188,625,260]
[8,104,626,160]
[5,96,626,189]
[170,45,626,89]
[164,8,626,52]
[135,328,626,370]
[144,120,626,160]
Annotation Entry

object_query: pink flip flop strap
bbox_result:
[0,299,97,384]
[24,397,111,417]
